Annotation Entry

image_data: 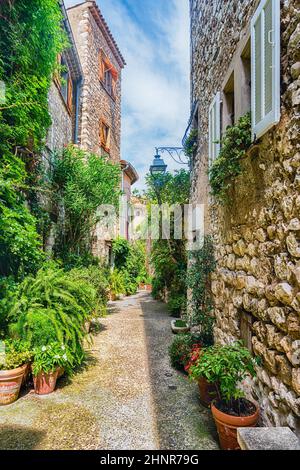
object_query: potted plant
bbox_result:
[190,342,259,450]
[32,343,71,395]
[0,340,32,405]
[171,318,190,334]
[109,270,125,301]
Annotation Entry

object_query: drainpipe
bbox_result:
[74,77,82,144]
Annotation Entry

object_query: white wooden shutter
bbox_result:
[208,92,221,166]
[251,0,280,140]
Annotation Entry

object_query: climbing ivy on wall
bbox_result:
[187,236,216,345]
[209,113,252,203]
[0,0,67,277]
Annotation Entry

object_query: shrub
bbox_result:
[167,294,187,317]
[109,269,125,297]
[7,265,96,367]
[0,339,33,370]
[169,333,201,371]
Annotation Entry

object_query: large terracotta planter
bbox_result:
[211,400,259,450]
[33,370,58,395]
[198,377,217,407]
[0,364,27,405]
[145,284,152,292]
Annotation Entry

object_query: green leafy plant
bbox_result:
[209,113,252,202]
[32,342,72,376]
[168,332,201,371]
[190,342,257,411]
[0,339,33,370]
[7,265,96,366]
[0,0,66,278]
[50,146,121,261]
[174,320,188,328]
[183,129,198,159]
[187,236,216,343]
[109,269,126,297]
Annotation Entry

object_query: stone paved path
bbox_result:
[0,292,219,450]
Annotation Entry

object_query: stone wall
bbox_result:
[190,0,300,436]
[46,82,73,152]
[67,2,123,164]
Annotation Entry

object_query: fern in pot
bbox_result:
[190,342,259,450]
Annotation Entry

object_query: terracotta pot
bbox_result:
[211,400,259,450]
[145,284,152,292]
[110,293,117,301]
[33,370,58,395]
[198,377,217,407]
[0,364,27,405]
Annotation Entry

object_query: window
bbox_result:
[99,119,111,152]
[99,50,118,100]
[251,0,280,140]
[54,54,74,113]
[208,92,221,165]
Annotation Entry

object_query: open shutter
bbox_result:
[67,77,73,112]
[208,92,221,166]
[251,0,280,140]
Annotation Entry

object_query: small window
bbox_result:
[99,119,111,152]
[251,0,281,140]
[99,50,118,100]
[208,92,221,166]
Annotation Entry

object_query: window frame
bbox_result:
[99,118,111,153]
[251,0,281,140]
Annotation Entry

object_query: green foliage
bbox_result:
[7,264,96,367]
[32,343,72,376]
[109,269,125,297]
[68,265,109,317]
[0,0,66,278]
[183,129,198,159]
[112,238,147,296]
[209,113,252,202]
[145,170,190,315]
[187,236,216,343]
[190,342,257,403]
[51,146,121,260]
[168,332,201,371]
[0,339,32,370]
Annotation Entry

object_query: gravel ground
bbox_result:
[0,292,219,450]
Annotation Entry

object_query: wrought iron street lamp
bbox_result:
[149,154,168,176]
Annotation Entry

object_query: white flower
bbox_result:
[41,346,47,352]
[61,345,66,351]
[54,355,60,359]
[62,354,67,361]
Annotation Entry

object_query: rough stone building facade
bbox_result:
[67,1,125,163]
[190,0,300,435]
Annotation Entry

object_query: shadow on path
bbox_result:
[139,292,219,450]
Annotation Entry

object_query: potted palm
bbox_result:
[32,343,71,395]
[0,340,32,405]
[190,342,259,450]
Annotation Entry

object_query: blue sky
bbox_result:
[64,0,190,189]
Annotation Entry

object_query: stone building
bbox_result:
[190,0,300,435]
[67,1,125,163]
[47,1,83,153]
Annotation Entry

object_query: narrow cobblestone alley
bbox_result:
[0,292,218,450]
